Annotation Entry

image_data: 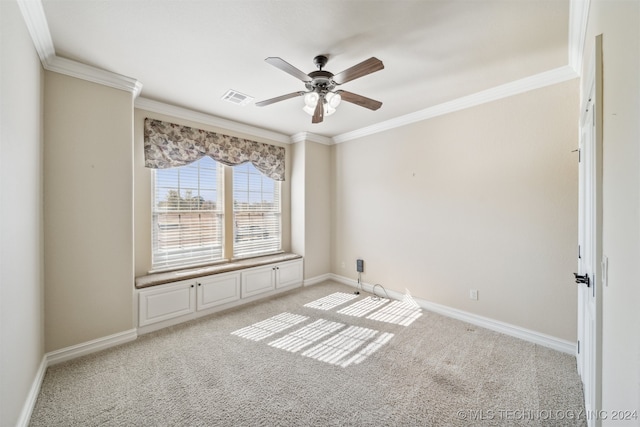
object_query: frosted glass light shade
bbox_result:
[304,92,319,107]
[302,92,341,117]
[326,92,341,108]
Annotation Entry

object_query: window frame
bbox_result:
[232,162,282,260]
[150,159,283,272]
[150,157,225,271]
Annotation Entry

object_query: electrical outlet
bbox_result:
[469,289,478,300]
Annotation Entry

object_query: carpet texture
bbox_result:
[30,281,586,426]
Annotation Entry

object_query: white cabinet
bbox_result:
[241,265,276,297]
[276,259,304,289]
[241,258,304,296]
[138,280,196,327]
[139,274,239,327]
[137,258,303,331]
[196,271,240,310]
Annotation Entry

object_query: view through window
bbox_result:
[152,158,281,270]
[152,157,223,270]
[233,162,282,258]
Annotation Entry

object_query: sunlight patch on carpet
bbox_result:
[337,297,388,317]
[339,332,395,367]
[231,312,308,341]
[301,325,381,365]
[366,300,423,326]
[268,319,345,352]
[304,292,359,311]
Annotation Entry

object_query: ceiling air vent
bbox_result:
[221,90,254,106]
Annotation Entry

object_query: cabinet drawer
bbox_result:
[139,280,195,327]
[196,272,241,310]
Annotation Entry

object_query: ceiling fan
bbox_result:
[255,55,384,124]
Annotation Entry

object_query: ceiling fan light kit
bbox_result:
[256,55,384,124]
[302,91,341,117]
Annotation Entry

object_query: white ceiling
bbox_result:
[40,0,571,139]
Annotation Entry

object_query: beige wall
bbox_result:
[332,79,579,341]
[0,1,45,424]
[290,140,331,280]
[290,142,305,258]
[44,72,134,352]
[303,141,331,279]
[583,0,640,418]
[133,109,292,277]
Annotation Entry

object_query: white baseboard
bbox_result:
[46,328,138,366]
[15,355,47,427]
[18,328,138,425]
[19,274,576,425]
[328,273,576,355]
[304,273,332,287]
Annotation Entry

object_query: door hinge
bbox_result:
[577,340,580,354]
[578,245,581,259]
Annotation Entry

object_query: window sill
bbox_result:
[148,259,231,276]
[135,252,301,289]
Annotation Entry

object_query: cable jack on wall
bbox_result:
[354,259,389,301]
[355,259,364,295]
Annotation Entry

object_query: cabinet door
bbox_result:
[276,259,304,288]
[196,272,241,311]
[241,265,275,297]
[139,280,195,327]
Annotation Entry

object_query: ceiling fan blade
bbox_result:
[312,96,324,124]
[255,91,305,107]
[333,57,384,85]
[336,90,382,110]
[265,57,311,82]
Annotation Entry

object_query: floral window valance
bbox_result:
[144,118,285,181]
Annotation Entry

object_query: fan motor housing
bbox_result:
[306,70,336,92]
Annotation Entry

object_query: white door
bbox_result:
[576,35,603,426]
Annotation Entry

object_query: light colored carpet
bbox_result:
[30,281,586,426]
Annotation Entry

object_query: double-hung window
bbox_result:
[152,157,223,270]
[233,162,282,259]
[151,159,281,270]
[146,118,285,271]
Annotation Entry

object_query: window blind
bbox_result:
[152,157,223,270]
[233,162,281,258]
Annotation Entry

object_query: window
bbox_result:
[151,158,282,271]
[152,157,223,270]
[233,162,281,258]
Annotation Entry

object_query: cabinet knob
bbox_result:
[197,283,201,286]
[190,284,194,288]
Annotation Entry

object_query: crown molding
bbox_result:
[16,0,54,63]
[290,132,333,145]
[17,0,142,97]
[46,56,143,96]
[334,1,589,144]
[568,0,591,75]
[332,65,578,144]
[135,97,291,144]
[19,0,587,142]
